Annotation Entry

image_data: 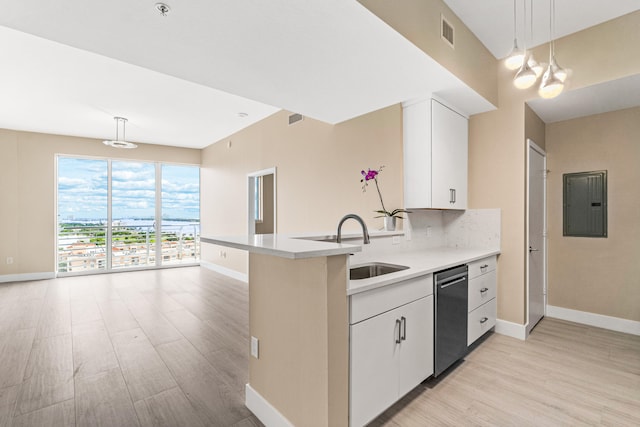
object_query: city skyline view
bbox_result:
[58,157,200,221]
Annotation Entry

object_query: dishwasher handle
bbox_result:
[439,276,466,289]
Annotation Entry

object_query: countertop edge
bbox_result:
[347,249,500,296]
[201,236,362,259]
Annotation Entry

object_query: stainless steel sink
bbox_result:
[349,262,409,280]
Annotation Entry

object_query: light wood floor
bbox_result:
[371,317,640,426]
[1,267,639,427]
[0,267,262,427]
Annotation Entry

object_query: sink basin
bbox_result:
[350,262,409,280]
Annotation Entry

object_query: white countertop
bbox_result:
[202,234,499,296]
[201,234,361,259]
[347,247,500,295]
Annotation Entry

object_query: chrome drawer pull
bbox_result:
[479,317,489,324]
[480,287,489,293]
[395,319,402,344]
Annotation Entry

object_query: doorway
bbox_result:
[248,168,276,237]
[526,140,547,335]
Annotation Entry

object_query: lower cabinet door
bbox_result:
[350,307,401,427]
[398,295,434,396]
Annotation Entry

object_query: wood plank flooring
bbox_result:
[0,266,638,426]
[0,267,261,427]
[370,318,640,427]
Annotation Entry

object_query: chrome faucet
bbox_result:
[336,214,370,244]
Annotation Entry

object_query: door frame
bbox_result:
[525,139,547,337]
[247,167,277,237]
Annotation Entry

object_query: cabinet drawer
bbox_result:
[468,256,496,280]
[468,270,496,312]
[468,298,496,346]
[350,274,432,325]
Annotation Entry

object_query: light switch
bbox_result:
[251,336,259,359]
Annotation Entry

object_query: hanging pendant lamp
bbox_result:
[505,0,524,70]
[103,117,137,149]
[514,52,538,89]
[538,0,567,98]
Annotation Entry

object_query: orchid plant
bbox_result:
[360,166,411,219]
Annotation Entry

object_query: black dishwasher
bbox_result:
[434,264,468,377]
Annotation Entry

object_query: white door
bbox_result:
[527,140,546,334]
[350,307,401,427]
[398,296,433,396]
[431,99,468,209]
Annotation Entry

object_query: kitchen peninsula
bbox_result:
[203,214,500,427]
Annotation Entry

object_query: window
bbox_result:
[57,156,200,274]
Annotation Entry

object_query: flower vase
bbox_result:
[384,216,396,231]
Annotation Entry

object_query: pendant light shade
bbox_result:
[505,39,525,70]
[549,55,567,82]
[538,66,564,98]
[514,53,537,89]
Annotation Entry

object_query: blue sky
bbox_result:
[58,157,199,221]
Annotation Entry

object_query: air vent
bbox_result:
[441,15,455,49]
[288,113,304,125]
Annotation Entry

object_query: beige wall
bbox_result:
[201,106,403,274]
[469,12,640,325]
[546,107,640,322]
[525,104,546,150]
[249,253,349,426]
[0,128,200,276]
[359,0,498,107]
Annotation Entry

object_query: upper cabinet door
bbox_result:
[431,99,468,209]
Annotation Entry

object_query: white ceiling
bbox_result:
[0,1,638,148]
[442,0,639,59]
[0,0,492,149]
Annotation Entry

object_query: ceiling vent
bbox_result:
[441,15,455,49]
[288,113,304,125]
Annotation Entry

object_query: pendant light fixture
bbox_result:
[513,0,537,89]
[505,0,524,70]
[539,0,567,98]
[103,117,137,149]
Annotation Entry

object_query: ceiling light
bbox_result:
[514,53,537,89]
[538,67,564,99]
[237,112,248,118]
[103,117,137,149]
[505,0,524,70]
[538,0,568,99]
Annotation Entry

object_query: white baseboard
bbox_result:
[547,305,640,336]
[245,384,294,427]
[495,318,527,340]
[200,260,248,283]
[0,272,55,284]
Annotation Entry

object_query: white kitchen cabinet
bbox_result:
[467,255,497,345]
[350,295,434,427]
[403,98,468,209]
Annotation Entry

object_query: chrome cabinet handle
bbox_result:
[529,246,539,253]
[480,287,489,293]
[401,316,407,341]
[395,319,402,344]
[453,188,456,203]
[480,317,489,324]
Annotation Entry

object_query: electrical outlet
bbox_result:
[6,257,13,265]
[426,226,432,237]
[392,236,401,245]
[251,336,259,359]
